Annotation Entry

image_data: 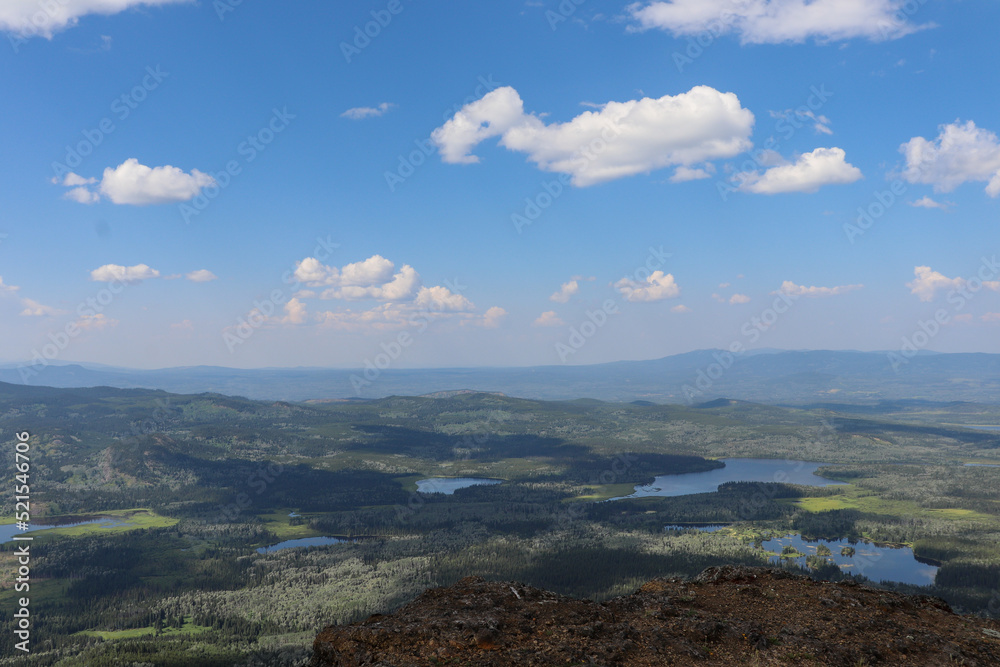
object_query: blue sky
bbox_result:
[1,0,999,370]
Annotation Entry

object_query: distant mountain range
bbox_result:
[2,349,999,405]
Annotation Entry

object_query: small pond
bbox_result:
[256,536,356,554]
[416,477,503,495]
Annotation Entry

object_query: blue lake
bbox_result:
[614,458,846,500]
[665,526,937,586]
[0,518,131,544]
[0,524,31,544]
[256,536,354,553]
[416,477,502,495]
[760,533,937,586]
[965,463,1000,467]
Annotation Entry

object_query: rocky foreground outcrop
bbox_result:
[311,565,1000,666]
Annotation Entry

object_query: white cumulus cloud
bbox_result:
[90,263,160,283]
[60,159,215,205]
[414,286,475,312]
[294,256,421,302]
[478,306,508,329]
[736,147,862,194]
[334,266,421,301]
[899,120,1000,197]
[98,159,215,205]
[907,266,1000,302]
[907,266,966,302]
[339,255,396,287]
[0,0,191,39]
[431,86,530,165]
[293,257,338,285]
[550,280,580,303]
[729,293,751,304]
[288,255,507,331]
[614,271,681,302]
[64,187,100,204]
[185,269,217,282]
[281,298,309,325]
[627,0,931,44]
[432,85,755,186]
[534,311,565,327]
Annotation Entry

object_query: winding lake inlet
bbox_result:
[613,458,845,500]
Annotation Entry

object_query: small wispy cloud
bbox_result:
[341,103,396,120]
[910,196,953,210]
[775,281,863,298]
[770,108,833,135]
[19,298,65,317]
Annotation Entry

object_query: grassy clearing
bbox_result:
[788,486,996,525]
[394,474,424,493]
[712,525,785,542]
[570,483,637,502]
[76,616,212,640]
[776,548,807,559]
[20,509,176,543]
[257,509,325,540]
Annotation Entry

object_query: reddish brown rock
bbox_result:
[311,565,1000,666]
